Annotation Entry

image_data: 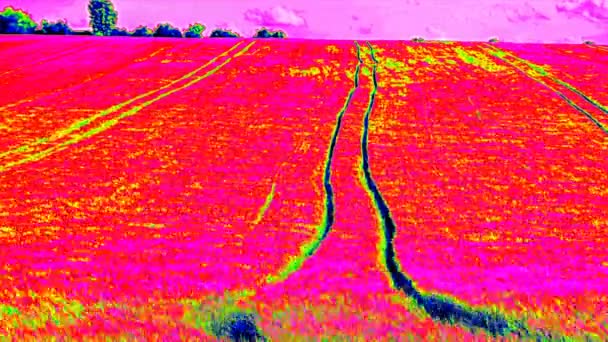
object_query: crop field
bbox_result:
[0,35,607,340]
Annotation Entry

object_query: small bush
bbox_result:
[210,28,240,38]
[253,28,286,38]
[209,311,266,341]
[36,19,73,35]
[184,22,205,38]
[411,37,425,42]
[181,292,266,341]
[131,25,153,37]
[153,23,182,38]
[0,6,37,34]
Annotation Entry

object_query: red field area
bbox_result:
[0,38,405,338]
[482,42,608,110]
[368,40,608,337]
[1,36,608,340]
[0,35,90,72]
[0,37,246,154]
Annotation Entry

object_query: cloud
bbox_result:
[425,25,447,38]
[73,17,88,27]
[244,5,306,27]
[492,3,552,23]
[556,0,608,22]
[359,25,372,35]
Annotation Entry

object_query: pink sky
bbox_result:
[1,0,607,43]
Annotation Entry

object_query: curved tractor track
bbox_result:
[263,40,365,284]
[358,41,573,340]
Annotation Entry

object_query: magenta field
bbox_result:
[0,35,607,340]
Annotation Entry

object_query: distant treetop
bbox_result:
[184,22,205,38]
[131,25,153,37]
[153,23,182,38]
[253,28,286,38]
[0,6,37,34]
[110,27,129,36]
[36,19,73,35]
[209,28,241,38]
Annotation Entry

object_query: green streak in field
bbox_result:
[253,183,276,225]
[552,77,608,116]
[361,66,372,77]
[0,298,85,330]
[454,47,478,65]
[384,58,407,71]
[481,44,608,133]
[0,41,246,161]
[485,44,608,115]
[0,305,20,316]
[453,47,506,73]
[423,56,438,65]
[0,42,256,172]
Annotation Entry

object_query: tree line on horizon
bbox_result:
[0,0,287,38]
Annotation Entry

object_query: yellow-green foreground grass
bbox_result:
[1,287,606,340]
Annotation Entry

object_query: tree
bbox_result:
[37,19,73,35]
[88,0,117,36]
[184,22,205,38]
[0,6,37,34]
[209,28,240,38]
[131,25,153,37]
[488,37,499,43]
[253,28,286,38]
[153,23,182,38]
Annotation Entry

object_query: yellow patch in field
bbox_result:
[0,226,16,239]
[288,66,320,77]
[127,222,166,229]
[485,216,502,222]
[67,256,90,262]
[481,231,500,242]
[486,184,509,192]
[588,186,608,196]
[592,219,605,228]
[325,45,339,54]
